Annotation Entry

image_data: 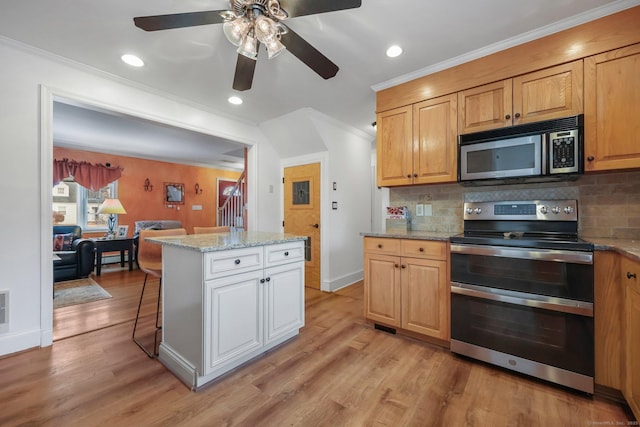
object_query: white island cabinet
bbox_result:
[147,232,306,390]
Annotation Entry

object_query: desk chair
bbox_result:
[132,228,186,357]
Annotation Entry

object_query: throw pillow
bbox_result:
[53,233,74,251]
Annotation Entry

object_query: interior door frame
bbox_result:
[39,85,259,348]
[281,153,329,291]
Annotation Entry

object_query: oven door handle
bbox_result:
[450,244,593,265]
[450,282,593,317]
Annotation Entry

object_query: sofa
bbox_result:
[53,225,96,282]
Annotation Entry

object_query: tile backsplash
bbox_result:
[389,170,640,239]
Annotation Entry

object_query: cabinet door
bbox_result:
[623,256,640,419]
[376,106,413,187]
[585,44,640,172]
[364,253,401,327]
[458,80,512,134]
[264,262,305,345]
[204,270,264,374]
[513,60,583,125]
[400,257,449,340]
[594,252,623,390]
[413,94,458,184]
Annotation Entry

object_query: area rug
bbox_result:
[53,277,112,309]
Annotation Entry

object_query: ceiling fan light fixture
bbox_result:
[237,32,258,59]
[265,37,286,59]
[254,15,277,43]
[223,17,250,47]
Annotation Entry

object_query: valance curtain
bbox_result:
[53,158,124,191]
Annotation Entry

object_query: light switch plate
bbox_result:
[416,204,424,217]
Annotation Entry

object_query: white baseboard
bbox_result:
[324,269,363,292]
[0,329,41,357]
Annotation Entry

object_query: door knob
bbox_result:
[310,223,319,228]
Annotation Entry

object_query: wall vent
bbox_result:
[0,290,8,333]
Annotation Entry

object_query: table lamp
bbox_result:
[97,198,127,239]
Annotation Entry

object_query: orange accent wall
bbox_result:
[53,147,241,236]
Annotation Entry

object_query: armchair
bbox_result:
[53,225,96,282]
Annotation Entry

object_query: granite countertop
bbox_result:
[147,231,307,253]
[589,238,640,262]
[360,230,453,241]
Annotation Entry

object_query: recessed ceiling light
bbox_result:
[228,96,243,105]
[121,54,144,67]
[386,45,403,58]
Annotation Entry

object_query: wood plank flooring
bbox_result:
[0,267,633,426]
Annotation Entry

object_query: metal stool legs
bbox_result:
[132,274,162,358]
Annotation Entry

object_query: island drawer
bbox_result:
[400,239,447,260]
[364,237,401,255]
[265,241,305,267]
[205,246,264,280]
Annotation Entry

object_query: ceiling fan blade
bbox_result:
[279,0,361,18]
[233,54,257,91]
[280,27,339,80]
[134,10,227,31]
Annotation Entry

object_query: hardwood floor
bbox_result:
[1,268,632,426]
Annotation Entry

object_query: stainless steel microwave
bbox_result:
[458,115,584,185]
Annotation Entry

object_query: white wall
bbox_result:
[273,108,373,292]
[0,39,282,356]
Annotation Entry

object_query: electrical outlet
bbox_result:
[415,204,424,217]
[424,204,433,216]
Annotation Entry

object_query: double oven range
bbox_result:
[449,199,594,394]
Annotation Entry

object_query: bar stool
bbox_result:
[132,228,186,357]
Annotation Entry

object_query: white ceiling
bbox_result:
[1,0,637,166]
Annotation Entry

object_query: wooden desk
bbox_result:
[93,238,134,276]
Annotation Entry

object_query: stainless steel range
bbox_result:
[449,199,594,393]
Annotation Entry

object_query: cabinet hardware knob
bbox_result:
[394,264,399,268]
[505,114,511,120]
[234,259,241,265]
[284,251,289,256]
[587,156,595,162]
[310,223,319,228]
[407,174,412,178]
[266,277,271,282]
[378,244,383,249]
[515,113,521,118]
[260,279,265,283]
[401,265,406,269]
[413,173,418,178]
[628,272,637,279]
[419,247,424,252]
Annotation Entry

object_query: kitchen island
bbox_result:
[147,231,306,390]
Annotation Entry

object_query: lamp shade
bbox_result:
[97,198,127,215]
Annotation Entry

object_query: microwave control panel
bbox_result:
[549,129,579,174]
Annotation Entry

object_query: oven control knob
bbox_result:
[539,206,548,215]
[474,208,482,215]
[466,208,473,215]
[551,206,561,214]
[564,206,574,214]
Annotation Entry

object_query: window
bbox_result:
[52,180,118,231]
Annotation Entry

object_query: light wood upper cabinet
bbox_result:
[412,94,458,184]
[584,43,640,172]
[377,94,457,187]
[623,255,640,420]
[376,106,413,187]
[458,61,583,134]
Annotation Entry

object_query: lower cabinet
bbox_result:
[623,256,640,418]
[363,237,449,342]
[159,240,305,389]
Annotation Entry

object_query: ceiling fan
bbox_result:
[133,0,362,91]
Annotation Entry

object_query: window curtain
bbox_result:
[53,158,123,191]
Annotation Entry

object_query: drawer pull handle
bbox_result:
[628,272,637,279]
[234,259,241,265]
[284,251,289,256]
[378,244,383,249]
[419,247,424,252]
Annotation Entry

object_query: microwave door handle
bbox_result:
[541,133,548,175]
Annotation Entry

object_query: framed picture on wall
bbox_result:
[164,182,185,204]
[117,225,129,238]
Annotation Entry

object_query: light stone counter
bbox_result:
[589,238,640,262]
[147,230,306,253]
[360,230,453,241]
